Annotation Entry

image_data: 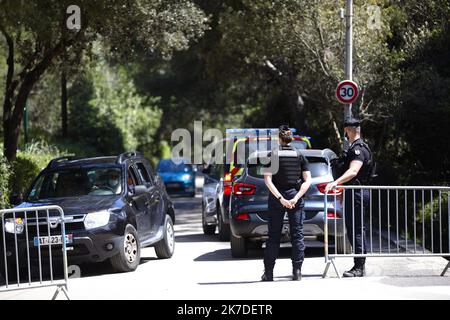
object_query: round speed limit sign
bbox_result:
[336,80,359,104]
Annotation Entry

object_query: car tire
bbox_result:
[110,224,141,273]
[202,205,216,235]
[335,236,352,254]
[230,233,248,258]
[249,241,263,250]
[155,215,175,259]
[217,206,230,241]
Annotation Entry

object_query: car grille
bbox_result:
[25,221,85,236]
[16,213,86,237]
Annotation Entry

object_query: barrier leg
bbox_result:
[322,259,340,279]
[52,285,70,300]
[322,262,330,278]
[441,262,450,277]
[330,259,340,279]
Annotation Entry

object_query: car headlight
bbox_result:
[4,218,24,234]
[182,174,193,181]
[84,210,110,230]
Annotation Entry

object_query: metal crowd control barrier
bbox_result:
[323,186,450,278]
[0,206,70,299]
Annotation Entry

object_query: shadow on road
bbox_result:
[198,274,324,285]
[194,247,324,262]
[74,257,155,278]
[176,233,219,243]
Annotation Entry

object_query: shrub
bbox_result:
[0,155,11,208]
[9,141,63,199]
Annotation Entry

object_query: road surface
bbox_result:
[1,196,449,300]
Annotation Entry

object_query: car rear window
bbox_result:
[234,139,308,167]
[247,157,329,179]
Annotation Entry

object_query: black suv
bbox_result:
[3,152,175,273]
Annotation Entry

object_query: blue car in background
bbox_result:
[156,159,196,197]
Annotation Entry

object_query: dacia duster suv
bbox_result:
[1,152,175,274]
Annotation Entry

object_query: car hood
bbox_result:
[16,195,124,215]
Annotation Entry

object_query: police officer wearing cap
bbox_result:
[261,125,312,281]
[325,117,372,277]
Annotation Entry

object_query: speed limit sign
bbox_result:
[336,80,359,104]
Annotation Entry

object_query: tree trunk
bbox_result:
[61,69,68,138]
[3,119,20,161]
[2,43,67,161]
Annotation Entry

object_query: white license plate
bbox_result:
[33,234,73,247]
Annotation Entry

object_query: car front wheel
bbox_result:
[202,203,217,235]
[155,215,175,259]
[110,224,141,272]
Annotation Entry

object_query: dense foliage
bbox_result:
[0,0,449,202]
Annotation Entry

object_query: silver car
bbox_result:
[201,163,222,235]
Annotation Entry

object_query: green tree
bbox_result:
[0,0,208,160]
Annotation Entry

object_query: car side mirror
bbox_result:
[133,185,148,197]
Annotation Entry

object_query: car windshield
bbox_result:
[27,167,123,200]
[157,160,192,173]
[247,157,329,179]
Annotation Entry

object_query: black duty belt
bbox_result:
[277,185,298,191]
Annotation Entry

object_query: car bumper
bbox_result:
[1,225,125,265]
[230,210,345,241]
[164,181,195,195]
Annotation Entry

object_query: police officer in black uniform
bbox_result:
[261,125,312,281]
[325,117,372,277]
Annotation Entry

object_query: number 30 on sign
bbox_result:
[336,80,359,104]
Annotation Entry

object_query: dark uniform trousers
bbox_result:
[264,188,305,271]
[344,188,370,266]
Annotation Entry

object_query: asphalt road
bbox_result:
[1,195,450,300]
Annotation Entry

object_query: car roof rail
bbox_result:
[116,151,143,164]
[46,155,77,169]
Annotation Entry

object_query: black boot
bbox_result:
[292,268,302,281]
[343,264,365,277]
[292,262,302,281]
[261,270,273,282]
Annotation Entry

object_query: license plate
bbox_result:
[166,183,181,188]
[33,234,73,247]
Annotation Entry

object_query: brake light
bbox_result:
[224,172,232,182]
[235,213,250,221]
[327,211,341,219]
[317,182,342,195]
[233,183,256,195]
[223,172,232,195]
